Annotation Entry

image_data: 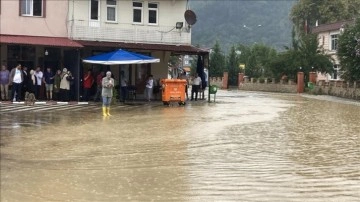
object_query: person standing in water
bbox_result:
[102,71,114,116]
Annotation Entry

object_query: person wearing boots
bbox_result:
[101,71,114,116]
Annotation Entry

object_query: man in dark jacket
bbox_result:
[21,66,31,98]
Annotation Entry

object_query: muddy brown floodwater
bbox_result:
[1,91,359,202]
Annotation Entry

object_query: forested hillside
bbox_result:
[189,0,296,52]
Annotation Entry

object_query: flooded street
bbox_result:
[1,91,359,202]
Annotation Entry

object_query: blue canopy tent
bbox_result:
[81,49,160,102]
[82,49,160,65]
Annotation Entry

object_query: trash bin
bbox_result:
[209,85,218,102]
[307,82,314,90]
[161,79,187,105]
[209,85,218,94]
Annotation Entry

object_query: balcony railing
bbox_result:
[68,20,191,45]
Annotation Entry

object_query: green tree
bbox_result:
[168,55,181,78]
[338,18,360,81]
[237,44,251,75]
[290,0,360,34]
[269,50,301,80]
[209,41,226,77]
[227,45,239,86]
[297,34,334,74]
[236,43,277,78]
[269,33,333,80]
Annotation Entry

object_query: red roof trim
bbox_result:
[76,40,209,55]
[0,35,83,48]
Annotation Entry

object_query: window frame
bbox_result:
[106,0,117,22]
[148,2,158,25]
[20,0,44,17]
[132,1,143,24]
[330,34,338,51]
[89,0,100,21]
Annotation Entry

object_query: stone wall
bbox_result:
[209,77,224,88]
[209,74,360,101]
[310,81,360,100]
[239,82,297,93]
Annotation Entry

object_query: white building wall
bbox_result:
[316,30,342,80]
[68,0,191,45]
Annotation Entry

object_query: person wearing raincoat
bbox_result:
[101,71,114,116]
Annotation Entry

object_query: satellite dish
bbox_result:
[185,10,197,26]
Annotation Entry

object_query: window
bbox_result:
[148,3,158,25]
[90,0,99,20]
[20,0,43,17]
[331,34,338,51]
[106,0,116,22]
[133,2,143,24]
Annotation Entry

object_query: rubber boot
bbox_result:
[102,107,107,116]
[106,107,111,116]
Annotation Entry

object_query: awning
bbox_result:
[77,40,209,55]
[83,49,160,65]
[0,35,83,48]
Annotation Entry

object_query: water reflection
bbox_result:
[1,91,359,201]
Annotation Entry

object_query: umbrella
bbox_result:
[82,49,160,65]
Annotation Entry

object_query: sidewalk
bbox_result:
[0,100,89,105]
[0,95,210,106]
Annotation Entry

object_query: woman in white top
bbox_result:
[34,67,43,99]
[60,68,70,101]
[145,74,153,101]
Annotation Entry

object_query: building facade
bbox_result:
[312,20,354,81]
[0,0,208,100]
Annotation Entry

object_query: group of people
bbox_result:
[0,63,208,110]
[178,71,207,101]
[0,64,74,102]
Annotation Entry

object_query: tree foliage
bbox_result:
[269,33,333,80]
[168,55,181,78]
[338,18,360,81]
[290,0,360,34]
[227,45,239,85]
[236,43,277,79]
[209,41,226,77]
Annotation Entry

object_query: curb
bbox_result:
[0,101,89,105]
